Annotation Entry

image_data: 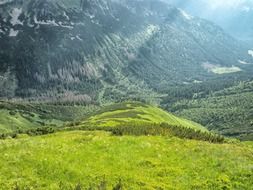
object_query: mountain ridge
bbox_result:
[0,0,252,103]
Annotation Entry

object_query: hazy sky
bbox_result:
[205,0,253,10]
[165,0,253,13]
[164,0,253,41]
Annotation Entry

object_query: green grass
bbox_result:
[0,101,99,134]
[82,102,207,132]
[211,66,242,74]
[0,101,252,189]
[0,131,252,189]
[0,109,63,133]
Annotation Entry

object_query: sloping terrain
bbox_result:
[82,102,207,132]
[0,102,251,189]
[0,101,98,133]
[167,80,253,140]
[0,0,252,103]
[0,130,252,189]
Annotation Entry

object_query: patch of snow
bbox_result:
[60,24,73,29]
[248,50,253,57]
[76,35,83,41]
[179,9,193,20]
[10,8,23,25]
[9,28,18,36]
[70,37,75,40]
[34,16,73,29]
[34,16,58,26]
[0,29,4,33]
[238,59,250,65]
[193,80,202,84]
[58,21,73,29]
[75,22,85,26]
[0,0,13,5]
[85,13,95,19]
[63,12,69,20]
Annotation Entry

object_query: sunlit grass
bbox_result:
[211,66,242,74]
[82,102,207,131]
[0,131,252,189]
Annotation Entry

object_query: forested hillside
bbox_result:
[163,80,253,140]
[0,0,252,103]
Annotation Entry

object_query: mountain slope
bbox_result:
[164,0,253,42]
[0,0,252,102]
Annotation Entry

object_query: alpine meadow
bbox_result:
[0,0,253,189]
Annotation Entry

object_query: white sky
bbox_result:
[203,0,253,10]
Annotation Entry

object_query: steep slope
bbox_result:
[0,0,252,102]
[0,130,252,189]
[81,102,207,132]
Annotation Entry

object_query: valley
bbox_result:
[0,0,253,189]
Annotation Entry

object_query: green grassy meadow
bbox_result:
[0,131,253,190]
[0,101,252,189]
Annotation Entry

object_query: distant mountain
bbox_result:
[163,0,253,43]
[0,0,252,103]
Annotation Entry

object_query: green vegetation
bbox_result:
[81,102,206,132]
[0,0,253,188]
[0,102,223,143]
[0,101,98,133]
[165,81,253,140]
[211,66,242,74]
[0,131,252,189]
[0,101,252,189]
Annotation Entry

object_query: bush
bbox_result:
[0,127,55,140]
[76,122,225,143]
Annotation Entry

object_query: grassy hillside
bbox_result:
[81,102,207,132]
[0,131,252,189]
[0,101,98,133]
[0,101,251,189]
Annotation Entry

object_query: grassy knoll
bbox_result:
[0,131,252,189]
[81,102,207,132]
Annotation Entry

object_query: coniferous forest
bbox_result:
[0,0,253,189]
